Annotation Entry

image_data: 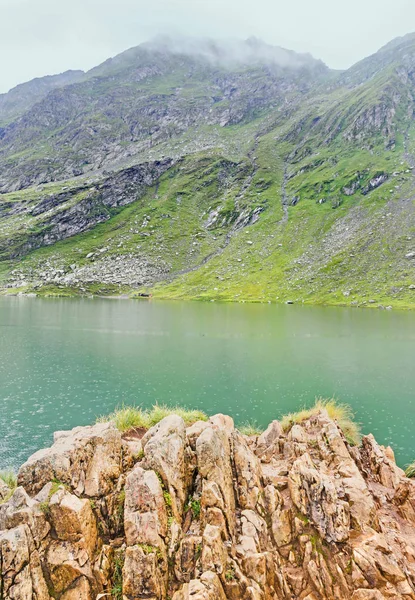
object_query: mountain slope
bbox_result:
[1,35,415,307]
[0,70,85,126]
[0,39,328,193]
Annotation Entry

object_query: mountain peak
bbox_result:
[140,34,327,71]
[378,31,415,53]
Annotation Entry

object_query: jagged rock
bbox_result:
[271,506,293,547]
[17,422,123,497]
[45,539,93,595]
[0,486,50,544]
[197,422,236,539]
[256,420,283,462]
[362,434,405,489]
[0,524,51,600]
[142,415,188,519]
[60,576,92,600]
[124,466,167,547]
[289,452,350,543]
[48,487,98,557]
[201,524,227,576]
[174,535,201,583]
[232,431,263,510]
[351,591,386,600]
[2,409,415,600]
[123,545,166,599]
[186,421,210,450]
[172,571,228,600]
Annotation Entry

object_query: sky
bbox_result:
[1,0,415,93]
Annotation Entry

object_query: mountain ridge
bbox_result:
[1,33,415,307]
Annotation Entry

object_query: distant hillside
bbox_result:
[0,34,415,308]
[0,70,85,126]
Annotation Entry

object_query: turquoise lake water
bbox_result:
[0,296,414,469]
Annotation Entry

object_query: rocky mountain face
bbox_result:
[1,409,415,599]
[1,35,415,305]
[0,70,85,126]
[0,42,327,193]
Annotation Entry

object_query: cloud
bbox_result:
[144,35,324,70]
[1,0,415,93]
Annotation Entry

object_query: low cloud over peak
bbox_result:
[142,34,327,70]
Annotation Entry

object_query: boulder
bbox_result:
[48,488,98,557]
[17,422,122,497]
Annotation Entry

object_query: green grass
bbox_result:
[137,543,163,560]
[97,403,208,432]
[0,470,17,489]
[38,478,67,514]
[0,470,17,503]
[186,496,201,520]
[405,462,415,478]
[1,60,415,311]
[39,501,51,516]
[111,549,125,600]
[239,421,265,436]
[280,398,361,446]
[163,489,172,511]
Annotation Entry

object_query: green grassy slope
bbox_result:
[2,121,414,308]
[1,36,415,307]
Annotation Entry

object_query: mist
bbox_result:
[143,35,324,70]
[1,0,415,93]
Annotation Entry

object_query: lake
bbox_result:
[0,297,414,470]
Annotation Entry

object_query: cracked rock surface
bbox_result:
[1,409,415,599]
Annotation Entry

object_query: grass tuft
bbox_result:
[97,403,208,433]
[147,404,208,427]
[280,398,361,446]
[239,421,264,436]
[405,462,415,478]
[111,548,125,600]
[0,470,17,504]
[0,470,17,490]
[97,405,150,432]
[37,478,67,515]
[186,496,201,520]
[138,543,163,560]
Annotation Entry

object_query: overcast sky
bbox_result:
[1,0,415,93]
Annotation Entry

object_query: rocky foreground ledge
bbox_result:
[1,410,415,600]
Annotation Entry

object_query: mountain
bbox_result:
[0,35,415,307]
[0,70,85,126]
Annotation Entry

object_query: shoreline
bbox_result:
[2,288,415,311]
